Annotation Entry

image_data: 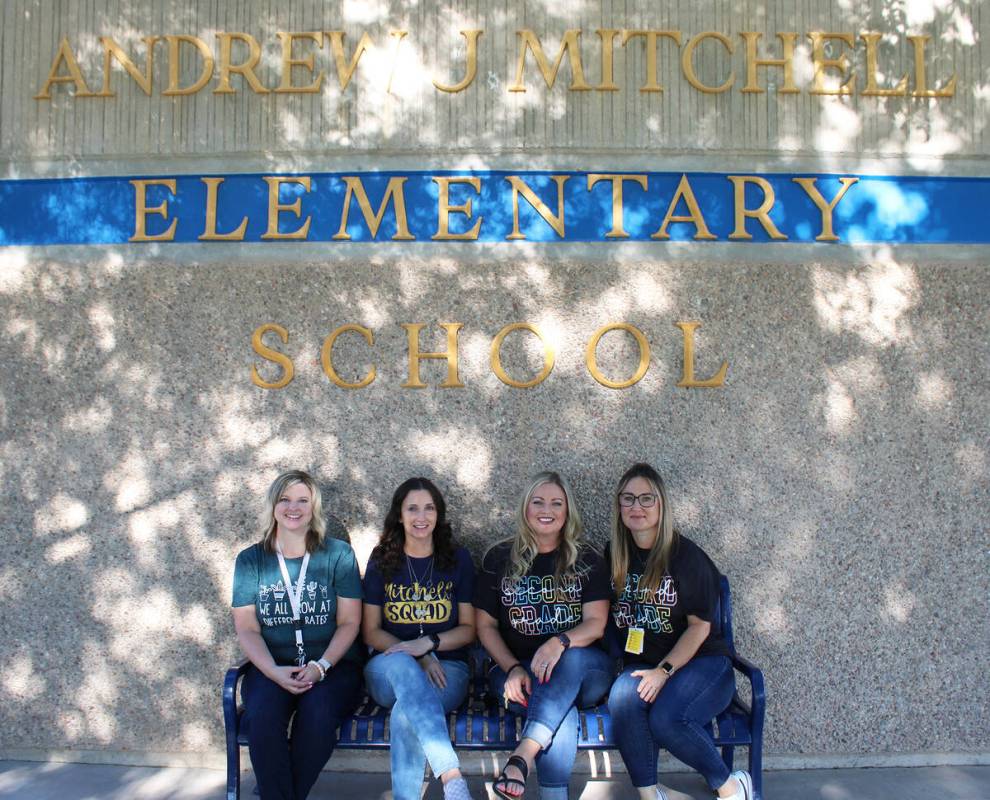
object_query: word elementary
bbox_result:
[129,171,860,243]
[36,29,956,100]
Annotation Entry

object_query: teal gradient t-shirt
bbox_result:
[232,538,363,665]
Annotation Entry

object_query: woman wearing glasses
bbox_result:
[362,477,477,800]
[475,471,612,800]
[606,463,753,800]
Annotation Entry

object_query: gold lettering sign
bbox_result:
[585,324,651,389]
[490,324,556,388]
[35,28,956,101]
[402,323,464,389]
[250,321,728,392]
[251,323,295,389]
[321,325,376,389]
[675,322,728,388]
[129,179,178,242]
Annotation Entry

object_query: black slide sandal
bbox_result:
[493,754,529,799]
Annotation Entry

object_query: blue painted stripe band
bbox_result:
[0,170,986,246]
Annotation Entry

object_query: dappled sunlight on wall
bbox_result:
[0,249,985,759]
[813,259,919,344]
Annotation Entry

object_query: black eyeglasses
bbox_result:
[618,492,658,508]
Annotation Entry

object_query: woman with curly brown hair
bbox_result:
[362,477,477,800]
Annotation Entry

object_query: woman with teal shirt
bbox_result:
[231,470,363,800]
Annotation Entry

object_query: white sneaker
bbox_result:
[656,787,670,800]
[730,770,753,800]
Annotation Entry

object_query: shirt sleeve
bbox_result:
[231,545,259,608]
[472,547,502,617]
[362,557,386,606]
[454,547,476,604]
[332,542,363,600]
[676,541,720,622]
[578,548,613,603]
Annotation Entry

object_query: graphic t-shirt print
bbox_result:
[257,577,332,627]
[501,574,583,635]
[613,572,677,634]
[383,579,454,626]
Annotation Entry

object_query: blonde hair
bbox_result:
[502,471,586,583]
[609,463,678,595]
[260,470,327,554]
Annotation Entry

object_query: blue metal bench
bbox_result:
[223,575,765,799]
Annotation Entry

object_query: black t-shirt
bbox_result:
[474,541,611,662]
[605,535,730,667]
[363,546,476,662]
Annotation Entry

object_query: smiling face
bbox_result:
[273,481,314,537]
[400,489,438,549]
[619,475,661,546]
[525,481,567,547]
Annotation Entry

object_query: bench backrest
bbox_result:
[716,574,735,655]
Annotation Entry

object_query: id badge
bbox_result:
[624,626,645,655]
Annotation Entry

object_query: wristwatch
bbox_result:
[557,633,571,650]
[317,658,333,674]
[428,633,441,652]
[659,660,675,676]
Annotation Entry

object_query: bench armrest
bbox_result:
[222,660,251,735]
[731,652,765,703]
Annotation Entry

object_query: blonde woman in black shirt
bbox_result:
[474,471,612,800]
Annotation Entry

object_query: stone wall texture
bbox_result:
[1,0,988,768]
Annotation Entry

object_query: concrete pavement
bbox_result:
[1,760,986,800]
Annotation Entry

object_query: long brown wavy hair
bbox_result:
[370,477,457,579]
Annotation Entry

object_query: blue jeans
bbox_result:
[608,656,735,791]
[364,653,470,800]
[242,660,362,800]
[489,647,612,800]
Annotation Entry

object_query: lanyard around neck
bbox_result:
[275,543,311,665]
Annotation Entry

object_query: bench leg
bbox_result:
[226,739,241,800]
[749,740,763,800]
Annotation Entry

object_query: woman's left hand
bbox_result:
[292,662,323,685]
[631,666,669,702]
[417,654,447,688]
[385,636,433,657]
[529,636,565,683]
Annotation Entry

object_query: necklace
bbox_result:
[405,553,435,635]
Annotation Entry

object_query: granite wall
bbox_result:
[0,0,987,770]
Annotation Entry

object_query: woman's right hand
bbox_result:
[267,665,314,694]
[502,664,531,706]
[418,654,447,688]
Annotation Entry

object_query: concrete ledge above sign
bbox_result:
[0,170,986,247]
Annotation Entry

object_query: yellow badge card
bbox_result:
[625,626,645,655]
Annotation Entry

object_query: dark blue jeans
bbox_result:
[242,661,362,800]
[489,647,612,800]
[608,655,735,791]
